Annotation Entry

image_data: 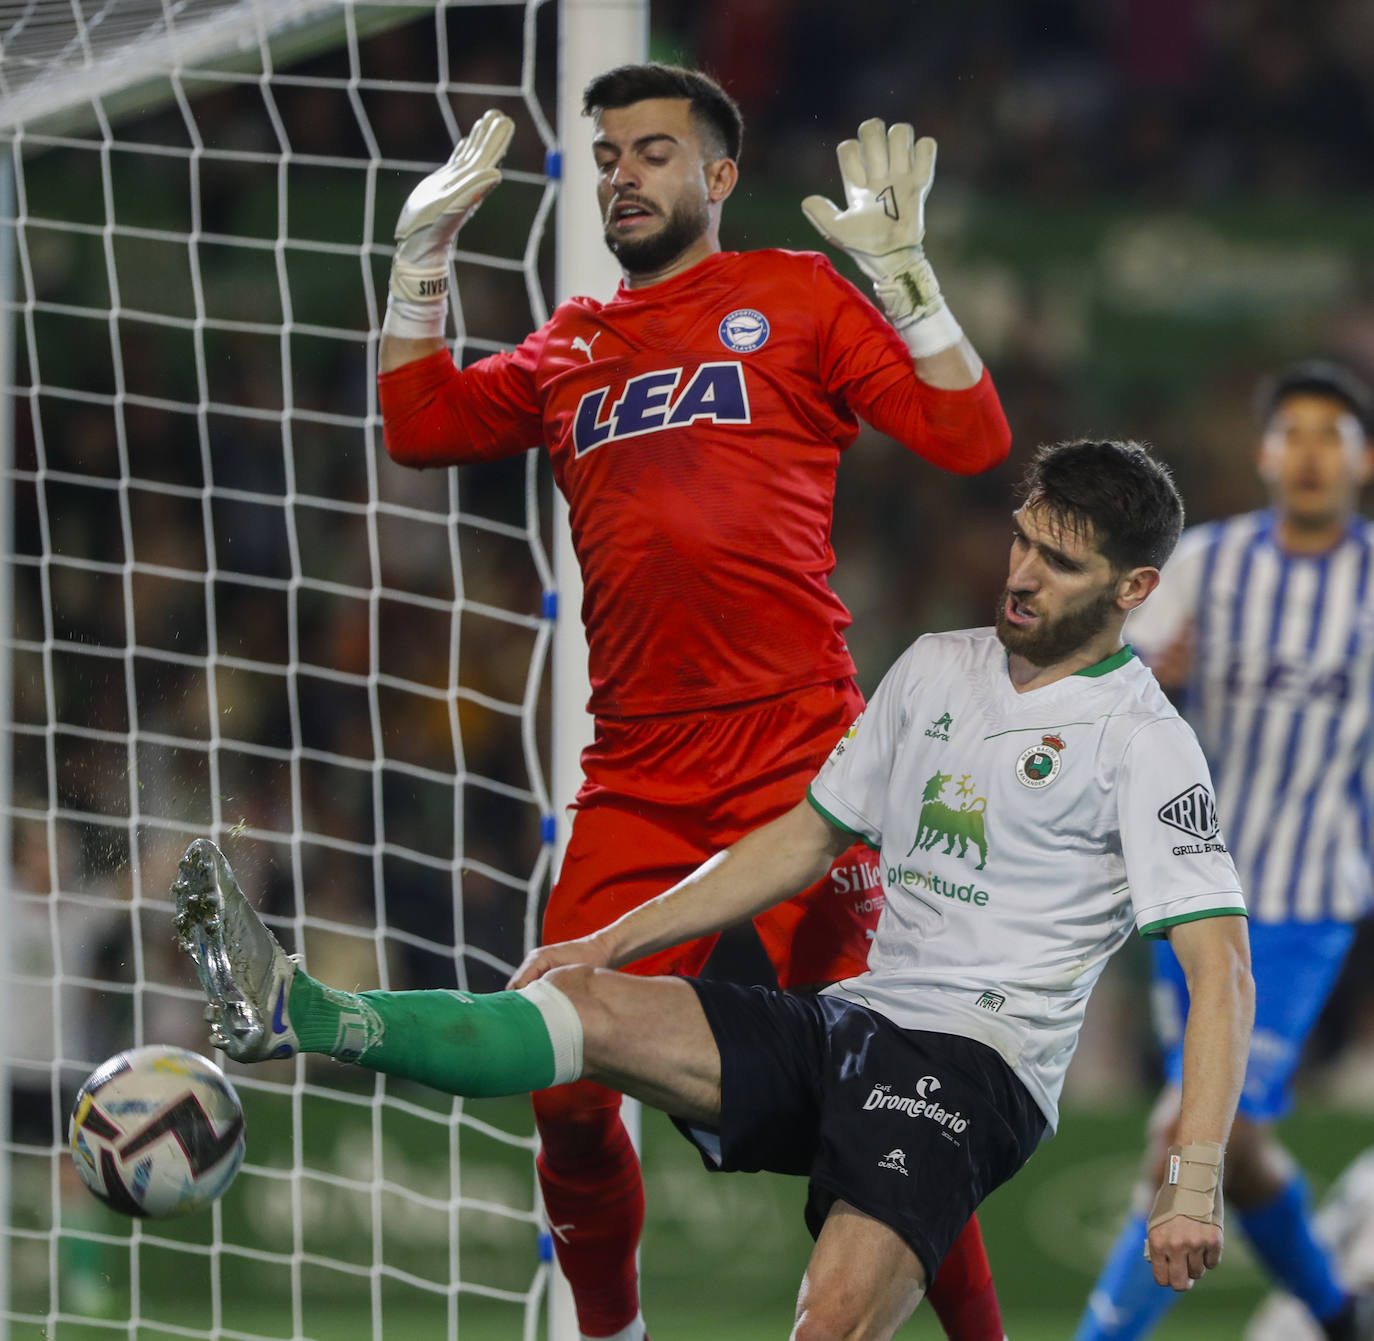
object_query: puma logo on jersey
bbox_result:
[573,362,751,456]
[571,333,601,362]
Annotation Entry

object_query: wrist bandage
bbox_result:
[1144,1140,1224,1260]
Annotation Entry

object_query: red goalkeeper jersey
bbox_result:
[380,249,1009,717]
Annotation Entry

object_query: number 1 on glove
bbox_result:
[802,119,963,358]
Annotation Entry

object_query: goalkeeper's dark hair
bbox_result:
[1015,440,1184,573]
[583,63,743,163]
[1254,359,1373,438]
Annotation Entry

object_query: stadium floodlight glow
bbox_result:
[0,3,643,1339]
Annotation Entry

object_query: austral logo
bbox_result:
[1157,784,1220,841]
[572,363,751,456]
[877,1148,909,1175]
[1015,734,1065,789]
[718,308,770,352]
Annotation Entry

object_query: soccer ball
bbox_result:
[69,1044,245,1218]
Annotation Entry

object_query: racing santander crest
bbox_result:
[1015,734,1065,789]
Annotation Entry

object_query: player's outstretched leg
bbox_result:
[173,838,302,1061]
[172,839,581,1097]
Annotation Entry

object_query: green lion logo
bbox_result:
[908,771,988,870]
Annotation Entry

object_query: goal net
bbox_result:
[0,2,638,1336]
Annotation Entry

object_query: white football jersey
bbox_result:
[810,628,1245,1130]
[1127,512,1374,924]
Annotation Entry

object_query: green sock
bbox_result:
[287,969,558,1097]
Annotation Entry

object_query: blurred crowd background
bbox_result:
[6,0,1374,1121]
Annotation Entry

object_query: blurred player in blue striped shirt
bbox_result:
[1076,360,1374,1341]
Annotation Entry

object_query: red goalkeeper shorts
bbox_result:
[545,679,883,989]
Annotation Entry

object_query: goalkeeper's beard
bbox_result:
[603,195,710,277]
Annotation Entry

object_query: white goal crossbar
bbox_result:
[0,1,353,133]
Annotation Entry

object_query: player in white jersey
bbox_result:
[1075,361,1374,1341]
[807,624,1237,1130]
[174,440,1253,1339]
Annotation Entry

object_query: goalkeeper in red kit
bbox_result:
[378,64,1011,1341]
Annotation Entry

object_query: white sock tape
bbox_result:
[519,978,585,1085]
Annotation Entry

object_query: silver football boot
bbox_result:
[172,838,300,1062]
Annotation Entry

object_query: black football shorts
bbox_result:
[672,979,1046,1283]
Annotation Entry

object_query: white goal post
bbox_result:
[0,3,644,1339]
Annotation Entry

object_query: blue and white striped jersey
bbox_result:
[1128,510,1374,924]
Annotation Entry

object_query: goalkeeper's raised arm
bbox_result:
[379,109,515,373]
[803,118,981,391]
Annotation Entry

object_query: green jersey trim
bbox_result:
[984,719,1097,741]
[1074,644,1136,678]
[1137,905,1248,940]
[805,788,879,849]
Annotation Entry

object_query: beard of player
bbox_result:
[994,580,1121,667]
[603,191,710,277]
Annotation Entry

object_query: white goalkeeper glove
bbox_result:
[802,119,964,359]
[383,109,516,341]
